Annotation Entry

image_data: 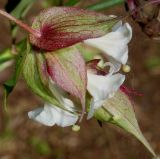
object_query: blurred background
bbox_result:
[0,0,160,159]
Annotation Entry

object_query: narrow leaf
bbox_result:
[64,0,81,6]
[0,48,15,72]
[11,0,35,19]
[3,40,27,97]
[86,0,124,11]
[30,7,118,51]
[103,90,156,156]
[45,46,87,119]
[0,48,15,64]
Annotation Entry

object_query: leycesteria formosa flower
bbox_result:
[0,6,156,156]
[86,22,132,119]
[21,7,131,127]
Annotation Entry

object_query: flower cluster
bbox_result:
[24,7,132,127]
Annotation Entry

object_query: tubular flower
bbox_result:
[84,22,132,71]
[28,99,78,127]
[85,22,132,119]
[28,80,79,127]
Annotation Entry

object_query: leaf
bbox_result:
[86,0,124,11]
[42,0,63,7]
[3,40,27,111]
[0,48,15,72]
[5,0,21,13]
[10,0,35,19]
[29,137,52,156]
[45,46,87,119]
[30,7,118,51]
[0,48,15,64]
[23,42,61,108]
[102,90,156,156]
[64,0,81,6]
[3,40,27,98]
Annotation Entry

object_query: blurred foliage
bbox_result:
[29,136,52,156]
[42,0,63,7]
[145,56,160,69]
[87,0,124,11]
[64,0,81,6]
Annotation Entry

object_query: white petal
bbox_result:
[28,99,78,127]
[84,23,132,64]
[87,72,125,119]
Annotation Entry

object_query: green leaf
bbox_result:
[3,40,27,99]
[64,0,81,6]
[0,48,15,64]
[86,0,124,11]
[3,40,27,111]
[100,90,156,156]
[0,48,15,72]
[45,46,87,118]
[42,0,63,7]
[11,0,35,19]
[145,56,160,69]
[23,42,61,108]
[29,137,52,156]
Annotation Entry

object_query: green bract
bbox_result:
[94,90,156,157]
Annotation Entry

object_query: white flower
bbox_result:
[28,98,78,127]
[28,80,78,127]
[85,22,132,119]
[84,22,132,72]
[87,70,125,119]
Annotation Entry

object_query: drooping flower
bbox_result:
[23,7,132,126]
[84,22,132,71]
[85,22,132,118]
[28,99,78,127]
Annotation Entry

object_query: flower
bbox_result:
[85,22,132,119]
[28,98,78,127]
[84,22,132,72]
[87,65,125,119]
[28,80,79,127]
[24,7,132,126]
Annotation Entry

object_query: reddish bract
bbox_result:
[30,7,118,51]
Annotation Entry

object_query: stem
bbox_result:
[0,9,41,38]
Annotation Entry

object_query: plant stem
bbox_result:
[0,9,41,38]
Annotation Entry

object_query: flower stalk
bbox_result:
[0,9,41,38]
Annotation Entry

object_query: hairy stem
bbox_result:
[0,9,41,38]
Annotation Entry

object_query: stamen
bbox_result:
[72,125,80,132]
[123,64,131,73]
